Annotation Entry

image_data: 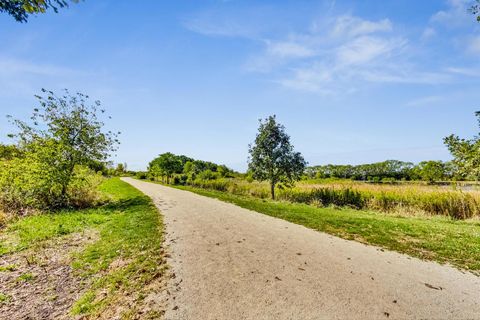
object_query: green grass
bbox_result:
[0,178,166,318]
[0,293,11,305]
[0,264,16,272]
[70,179,166,317]
[173,184,480,273]
[16,272,35,282]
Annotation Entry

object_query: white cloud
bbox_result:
[361,69,450,84]
[0,56,88,77]
[331,16,392,38]
[421,27,436,40]
[271,15,445,94]
[430,0,471,26]
[405,95,443,107]
[446,66,480,76]
[467,36,480,54]
[185,7,479,95]
[266,40,315,58]
[0,56,96,97]
[335,36,405,66]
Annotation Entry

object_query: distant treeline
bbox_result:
[306,160,457,182]
[143,153,460,184]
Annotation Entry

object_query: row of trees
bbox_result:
[306,160,456,182]
[147,152,235,184]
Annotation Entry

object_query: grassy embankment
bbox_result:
[167,182,480,273]
[0,178,166,318]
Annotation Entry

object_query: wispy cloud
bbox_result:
[0,56,97,97]
[266,40,315,59]
[405,95,443,107]
[0,56,90,77]
[467,36,480,54]
[329,15,392,38]
[185,3,480,95]
[269,15,449,94]
[421,27,436,40]
[430,0,471,26]
[446,66,480,76]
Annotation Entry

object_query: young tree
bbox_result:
[248,115,306,200]
[444,111,480,180]
[8,88,119,203]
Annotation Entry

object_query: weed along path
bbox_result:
[122,178,480,320]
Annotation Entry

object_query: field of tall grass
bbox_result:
[186,178,480,219]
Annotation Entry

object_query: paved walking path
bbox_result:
[123,178,480,320]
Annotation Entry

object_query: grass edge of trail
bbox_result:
[148,181,479,274]
[0,178,168,318]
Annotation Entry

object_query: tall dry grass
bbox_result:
[187,178,480,219]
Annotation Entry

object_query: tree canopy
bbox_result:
[0,0,78,22]
[3,89,119,208]
[444,111,480,180]
[248,115,306,199]
[148,152,234,184]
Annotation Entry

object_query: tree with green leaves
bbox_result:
[414,161,447,183]
[444,111,480,180]
[148,152,183,184]
[5,89,119,207]
[0,144,21,160]
[115,162,127,176]
[0,0,79,22]
[248,115,306,200]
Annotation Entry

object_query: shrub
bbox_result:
[0,160,103,214]
[197,170,218,181]
[136,171,148,180]
[66,166,105,208]
[279,187,366,209]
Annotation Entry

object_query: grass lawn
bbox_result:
[172,184,480,273]
[0,178,166,318]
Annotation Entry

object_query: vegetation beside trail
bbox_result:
[188,178,480,219]
[169,183,480,273]
[143,159,480,220]
[142,111,480,219]
[0,178,167,319]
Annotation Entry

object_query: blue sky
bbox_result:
[0,0,479,171]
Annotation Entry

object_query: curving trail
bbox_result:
[122,178,480,320]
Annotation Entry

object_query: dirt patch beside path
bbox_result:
[0,229,98,320]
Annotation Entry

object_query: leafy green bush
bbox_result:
[0,159,103,213]
[67,166,105,208]
[197,169,218,181]
[136,171,148,180]
[279,188,366,209]
[0,89,117,215]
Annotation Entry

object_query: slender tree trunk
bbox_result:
[270,181,275,200]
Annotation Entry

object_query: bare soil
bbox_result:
[0,230,98,320]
